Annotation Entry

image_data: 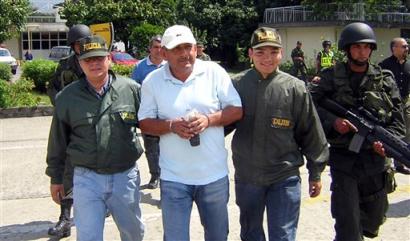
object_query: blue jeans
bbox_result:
[73,166,144,241]
[235,175,301,241]
[160,176,229,241]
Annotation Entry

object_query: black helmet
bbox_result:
[338,22,377,51]
[67,24,91,46]
[322,40,331,48]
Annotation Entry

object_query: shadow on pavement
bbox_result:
[387,199,410,218]
[140,190,161,209]
[0,220,57,240]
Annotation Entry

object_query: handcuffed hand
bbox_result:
[188,114,210,134]
[169,118,194,139]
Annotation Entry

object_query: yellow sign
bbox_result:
[90,23,114,50]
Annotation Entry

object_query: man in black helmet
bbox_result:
[47,24,91,105]
[316,40,335,73]
[46,23,91,238]
[309,22,405,241]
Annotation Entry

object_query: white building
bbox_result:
[261,4,410,65]
[4,6,68,60]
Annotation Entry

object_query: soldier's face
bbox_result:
[249,46,282,78]
[349,43,372,63]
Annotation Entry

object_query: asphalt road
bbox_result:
[0,116,409,240]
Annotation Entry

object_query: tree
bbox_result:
[60,0,175,50]
[0,0,31,43]
[176,0,259,67]
[129,23,164,58]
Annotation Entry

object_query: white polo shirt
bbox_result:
[138,59,242,185]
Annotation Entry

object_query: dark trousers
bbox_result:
[394,97,410,168]
[290,65,307,82]
[142,134,160,178]
[330,169,388,241]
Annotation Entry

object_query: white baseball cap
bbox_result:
[161,25,197,49]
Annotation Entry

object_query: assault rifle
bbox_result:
[320,98,410,168]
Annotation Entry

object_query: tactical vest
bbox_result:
[331,62,394,124]
[320,51,334,68]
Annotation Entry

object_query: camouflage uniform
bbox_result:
[309,62,405,241]
[290,47,307,81]
[47,54,83,106]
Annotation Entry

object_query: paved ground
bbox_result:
[0,116,409,241]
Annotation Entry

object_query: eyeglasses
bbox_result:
[396,45,409,49]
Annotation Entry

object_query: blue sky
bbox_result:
[30,0,63,13]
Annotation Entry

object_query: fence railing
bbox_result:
[264,5,410,25]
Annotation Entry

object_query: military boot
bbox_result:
[48,199,72,238]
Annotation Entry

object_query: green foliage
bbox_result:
[176,0,259,67]
[60,0,172,49]
[0,0,31,43]
[130,23,164,58]
[111,64,134,78]
[0,63,12,82]
[279,61,294,74]
[0,78,40,108]
[22,59,57,93]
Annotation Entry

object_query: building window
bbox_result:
[21,31,67,50]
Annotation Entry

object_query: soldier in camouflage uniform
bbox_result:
[46,24,91,238]
[309,22,405,241]
[47,24,91,106]
[290,41,307,82]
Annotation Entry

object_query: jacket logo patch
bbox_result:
[120,111,136,122]
[271,117,291,128]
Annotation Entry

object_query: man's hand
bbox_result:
[333,118,358,134]
[309,181,322,198]
[372,141,386,157]
[50,184,65,205]
[170,118,194,139]
[188,114,210,134]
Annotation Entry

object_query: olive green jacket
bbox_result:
[231,68,329,186]
[46,72,143,184]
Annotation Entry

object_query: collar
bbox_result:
[391,55,407,64]
[147,55,166,67]
[84,71,114,99]
[253,67,279,81]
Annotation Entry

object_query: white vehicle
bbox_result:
[0,47,18,75]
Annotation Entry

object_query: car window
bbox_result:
[0,49,10,57]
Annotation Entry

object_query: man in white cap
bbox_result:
[138,25,243,241]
